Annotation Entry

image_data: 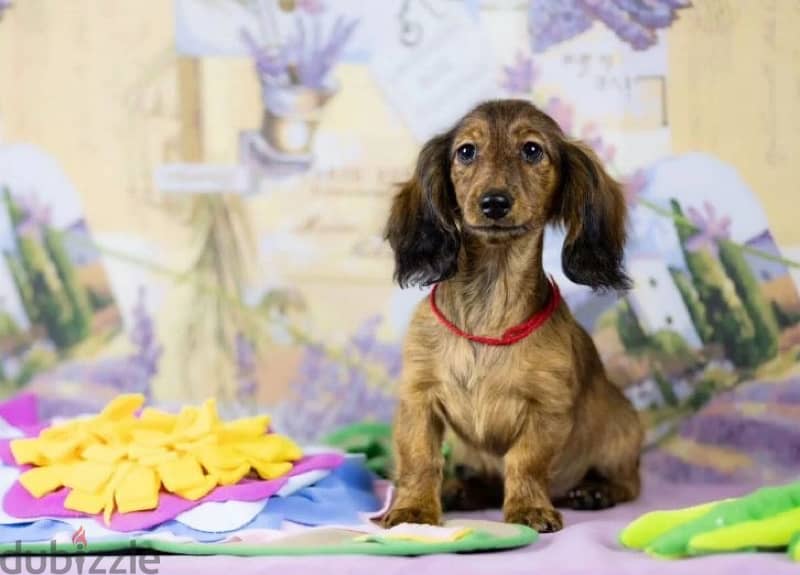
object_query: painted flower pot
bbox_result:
[260,81,337,156]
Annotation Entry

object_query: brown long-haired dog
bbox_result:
[382,100,643,533]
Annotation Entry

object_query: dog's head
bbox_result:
[385,99,630,291]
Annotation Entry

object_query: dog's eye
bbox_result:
[456,143,477,164]
[521,141,544,163]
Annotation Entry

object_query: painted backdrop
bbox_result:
[1,0,799,485]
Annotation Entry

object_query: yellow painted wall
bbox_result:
[668,0,799,245]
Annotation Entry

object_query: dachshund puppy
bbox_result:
[382,99,643,532]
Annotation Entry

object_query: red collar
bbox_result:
[430,277,561,346]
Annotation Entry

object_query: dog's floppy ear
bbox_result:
[385,132,460,288]
[553,140,631,291]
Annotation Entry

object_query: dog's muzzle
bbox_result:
[479,190,513,220]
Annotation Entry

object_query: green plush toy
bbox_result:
[322,422,394,478]
[322,422,453,480]
[620,480,800,561]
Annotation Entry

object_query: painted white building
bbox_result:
[743,230,790,283]
[626,255,703,349]
[671,378,694,402]
[624,378,664,411]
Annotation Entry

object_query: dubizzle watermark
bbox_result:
[0,526,161,574]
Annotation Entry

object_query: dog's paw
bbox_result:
[504,506,563,533]
[381,505,442,528]
[559,484,616,511]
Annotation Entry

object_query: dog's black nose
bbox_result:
[480,191,513,220]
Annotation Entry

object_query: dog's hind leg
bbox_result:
[554,465,640,510]
[556,386,643,511]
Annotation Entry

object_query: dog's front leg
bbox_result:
[382,394,445,527]
[503,414,570,533]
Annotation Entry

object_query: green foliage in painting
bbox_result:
[3,252,36,324]
[671,199,757,368]
[718,239,779,364]
[14,346,58,387]
[0,309,20,339]
[44,226,92,341]
[2,189,90,350]
[653,367,679,407]
[617,298,648,353]
[670,266,713,343]
[15,233,74,348]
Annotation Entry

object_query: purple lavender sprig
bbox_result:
[0,0,11,19]
[241,28,292,84]
[529,0,592,53]
[15,194,52,238]
[582,0,658,51]
[296,15,358,89]
[529,0,691,53]
[129,287,161,378]
[126,286,162,398]
[241,13,358,90]
[272,315,399,442]
[685,202,732,255]
[235,332,258,401]
[501,51,538,94]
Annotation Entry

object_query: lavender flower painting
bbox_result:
[572,151,800,485]
[235,332,258,403]
[0,0,11,20]
[643,375,800,484]
[685,202,733,256]
[501,52,538,94]
[241,1,359,156]
[29,286,163,420]
[528,0,692,53]
[0,182,124,396]
[127,286,163,398]
[272,316,400,443]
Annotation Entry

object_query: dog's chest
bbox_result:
[438,338,502,389]
[433,338,528,453]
